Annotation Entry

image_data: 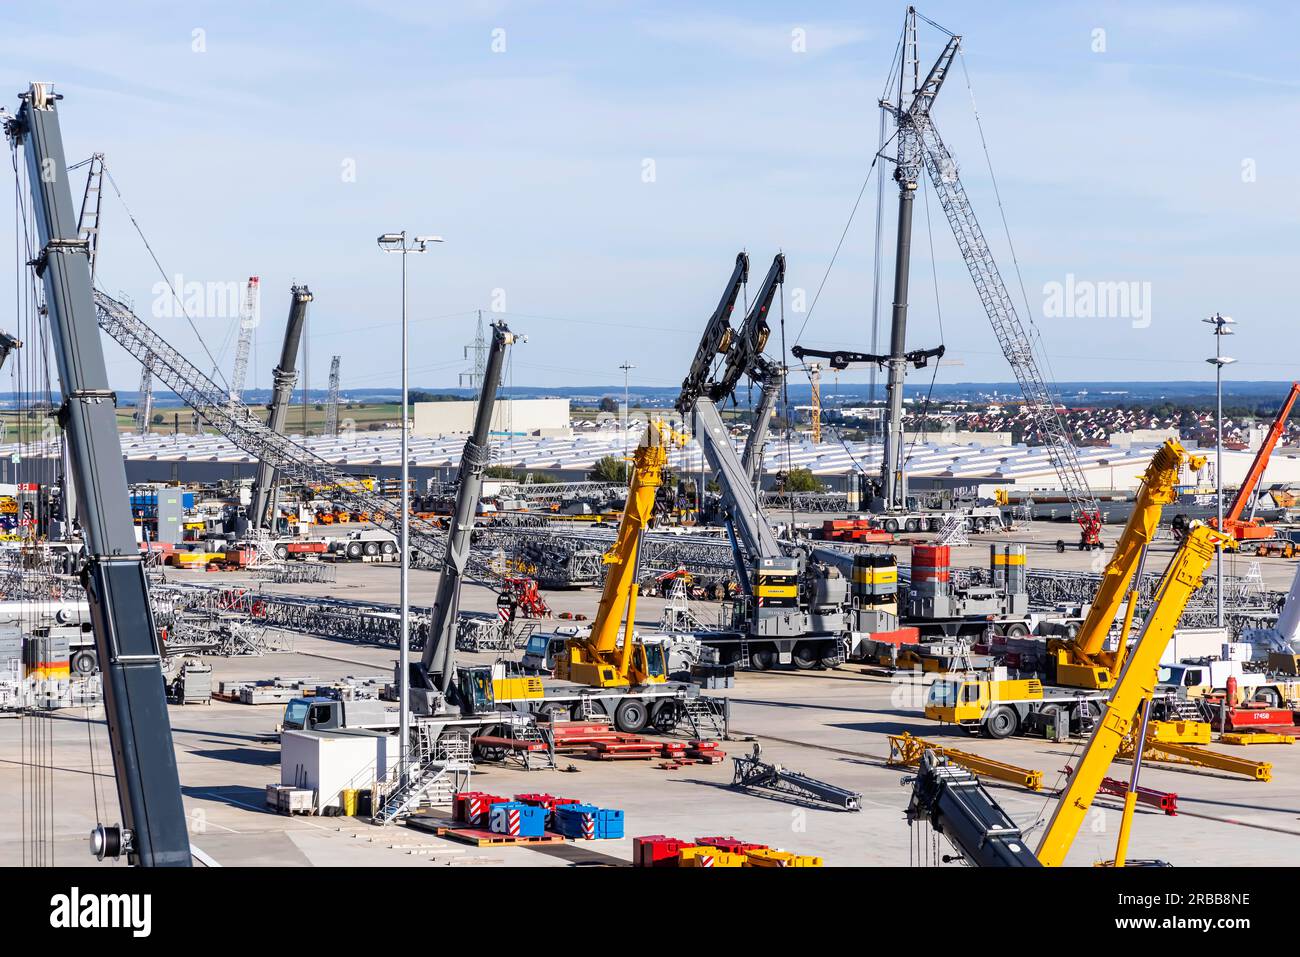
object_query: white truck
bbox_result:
[1156,659,1300,709]
[329,529,398,561]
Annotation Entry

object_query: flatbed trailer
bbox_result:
[464,664,723,736]
[870,505,1004,535]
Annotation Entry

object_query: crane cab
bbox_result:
[558,637,670,689]
[457,662,545,714]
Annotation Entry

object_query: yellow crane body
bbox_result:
[1052,439,1205,690]
[1035,521,1231,866]
[557,424,672,688]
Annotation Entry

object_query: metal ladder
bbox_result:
[681,696,728,740]
[510,717,555,771]
[736,639,751,670]
[511,621,537,651]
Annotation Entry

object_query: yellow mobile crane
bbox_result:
[1050,438,1204,690]
[1035,520,1230,865]
[906,520,1232,866]
[557,423,677,688]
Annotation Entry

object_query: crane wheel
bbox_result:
[614,698,649,734]
[382,541,397,555]
[883,518,900,534]
[1055,540,1066,554]
[905,518,921,533]
[792,643,820,670]
[346,542,363,560]
[983,705,1019,739]
[749,648,775,671]
[274,544,289,560]
[71,650,98,675]
[364,541,380,556]
[651,701,680,734]
[1005,622,1030,638]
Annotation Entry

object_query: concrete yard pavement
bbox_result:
[2,519,1298,867]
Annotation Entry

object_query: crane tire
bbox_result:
[614,698,649,734]
[792,643,820,670]
[984,705,1019,739]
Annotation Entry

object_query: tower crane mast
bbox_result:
[870,7,1104,546]
[227,276,259,408]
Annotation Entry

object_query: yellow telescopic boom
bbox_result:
[1053,439,1204,689]
[1035,521,1230,866]
[557,423,670,687]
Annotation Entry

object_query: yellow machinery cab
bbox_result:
[458,662,544,713]
[561,639,669,689]
[925,676,1043,726]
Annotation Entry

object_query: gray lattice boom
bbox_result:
[505,526,737,581]
[325,355,340,438]
[498,481,624,502]
[92,291,490,574]
[888,559,1277,633]
[761,491,850,512]
[918,122,1099,526]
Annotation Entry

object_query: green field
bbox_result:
[116,401,403,437]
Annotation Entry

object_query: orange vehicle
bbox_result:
[1212,381,1299,544]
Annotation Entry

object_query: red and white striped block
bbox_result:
[467,796,488,825]
[583,814,594,840]
[699,853,714,868]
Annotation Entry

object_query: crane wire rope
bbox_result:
[956,49,1065,442]
[101,168,232,394]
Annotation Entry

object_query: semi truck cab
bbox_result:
[281,696,400,732]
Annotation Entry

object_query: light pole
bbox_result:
[619,361,636,460]
[378,231,443,768]
[1204,313,1235,629]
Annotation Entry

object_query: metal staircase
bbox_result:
[372,732,472,825]
[680,696,729,739]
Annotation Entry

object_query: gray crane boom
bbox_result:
[740,365,782,490]
[422,320,518,695]
[250,284,312,528]
[675,252,748,417]
[6,82,190,866]
[905,750,1041,867]
[694,397,781,566]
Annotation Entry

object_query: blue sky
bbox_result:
[3,1,1298,396]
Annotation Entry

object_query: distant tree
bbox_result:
[781,467,822,493]
[590,455,629,484]
[598,396,618,413]
[150,413,165,425]
[485,465,560,484]
[409,391,462,404]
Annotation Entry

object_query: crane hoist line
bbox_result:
[805,6,1103,548]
